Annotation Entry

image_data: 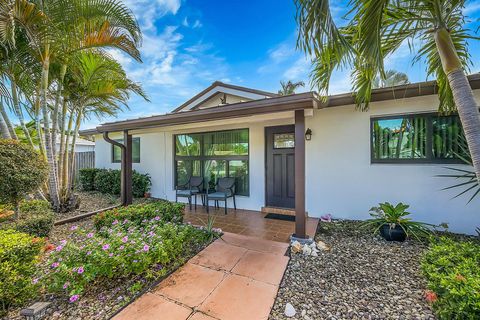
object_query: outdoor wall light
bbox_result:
[305,128,312,141]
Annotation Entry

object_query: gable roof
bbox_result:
[171,81,280,113]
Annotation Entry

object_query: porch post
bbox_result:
[124,130,133,205]
[294,109,306,239]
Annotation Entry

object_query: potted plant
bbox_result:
[362,202,432,241]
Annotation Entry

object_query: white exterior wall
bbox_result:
[305,93,480,235]
[93,93,480,234]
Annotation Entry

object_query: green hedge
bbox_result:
[79,168,151,197]
[422,237,480,319]
[0,229,44,316]
[93,201,184,230]
[1,200,54,238]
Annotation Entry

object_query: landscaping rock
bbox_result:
[291,240,302,254]
[284,303,296,317]
[269,220,437,320]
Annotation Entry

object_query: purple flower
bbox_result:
[86,251,92,255]
[112,220,119,225]
[122,236,128,243]
[148,231,154,237]
[87,232,94,238]
[70,225,78,231]
[60,240,67,245]
[102,244,110,251]
[154,216,160,221]
[63,282,70,289]
[109,253,114,257]
[51,262,60,268]
[69,295,79,303]
[119,245,125,250]
[77,266,84,274]
[55,245,63,252]
[143,245,150,252]
[32,278,38,284]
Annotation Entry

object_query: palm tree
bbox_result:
[278,80,305,95]
[373,70,410,88]
[295,0,480,182]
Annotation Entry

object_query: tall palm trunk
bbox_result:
[58,98,68,187]
[51,64,67,167]
[0,98,17,139]
[0,108,11,139]
[61,110,73,201]
[435,28,480,183]
[67,109,82,201]
[11,81,34,147]
[40,46,60,209]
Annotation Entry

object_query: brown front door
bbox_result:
[265,125,295,208]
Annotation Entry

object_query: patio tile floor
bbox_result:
[113,232,290,320]
[183,205,319,243]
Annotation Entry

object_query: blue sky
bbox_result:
[83,0,480,129]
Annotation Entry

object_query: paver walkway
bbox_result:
[113,232,290,320]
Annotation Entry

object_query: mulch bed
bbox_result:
[54,191,121,221]
[269,220,437,320]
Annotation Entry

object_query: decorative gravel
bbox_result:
[269,220,436,320]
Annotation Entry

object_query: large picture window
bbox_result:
[112,137,141,163]
[174,129,249,195]
[371,113,468,163]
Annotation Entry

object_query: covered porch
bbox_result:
[183,206,319,243]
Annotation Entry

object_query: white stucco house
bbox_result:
[80,77,480,235]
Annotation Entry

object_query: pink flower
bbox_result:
[51,262,60,268]
[63,282,70,289]
[55,245,63,252]
[102,244,110,251]
[60,240,67,245]
[70,225,78,231]
[112,220,119,225]
[122,236,128,243]
[86,251,92,255]
[69,295,79,303]
[32,278,38,284]
[154,216,160,221]
[77,266,84,274]
[143,245,150,252]
[87,233,94,238]
[119,245,125,250]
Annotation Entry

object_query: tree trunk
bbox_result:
[51,64,67,168]
[0,98,17,139]
[11,81,34,147]
[40,48,60,210]
[61,110,74,200]
[0,108,11,139]
[435,28,480,183]
[66,109,82,201]
[58,99,68,188]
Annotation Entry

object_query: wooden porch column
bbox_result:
[294,109,306,239]
[102,131,133,206]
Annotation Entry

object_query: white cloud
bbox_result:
[463,1,480,15]
[283,57,310,80]
[122,0,181,31]
[192,20,203,28]
[182,17,189,27]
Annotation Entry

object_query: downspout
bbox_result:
[103,131,133,206]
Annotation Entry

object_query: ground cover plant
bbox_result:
[0,229,44,316]
[422,237,480,319]
[41,218,212,303]
[93,201,184,230]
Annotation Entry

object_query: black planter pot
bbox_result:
[380,224,407,242]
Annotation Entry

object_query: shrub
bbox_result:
[0,139,48,211]
[94,169,121,195]
[1,200,55,237]
[0,229,44,316]
[93,201,184,230]
[42,220,209,301]
[79,168,102,191]
[81,168,152,197]
[422,237,480,319]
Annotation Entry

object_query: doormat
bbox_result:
[264,213,295,222]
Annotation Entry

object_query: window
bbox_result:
[112,137,141,163]
[174,129,249,195]
[274,133,295,149]
[371,113,468,163]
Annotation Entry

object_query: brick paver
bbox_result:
[113,232,290,320]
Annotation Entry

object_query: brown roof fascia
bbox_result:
[171,81,280,113]
[97,92,317,133]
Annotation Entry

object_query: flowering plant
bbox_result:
[42,218,210,302]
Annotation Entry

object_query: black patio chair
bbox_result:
[206,177,236,215]
[175,176,204,210]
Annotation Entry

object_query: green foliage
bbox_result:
[0,139,48,208]
[362,202,433,240]
[0,229,44,316]
[80,168,151,197]
[93,201,184,230]
[79,168,101,191]
[422,237,480,319]
[1,200,55,238]
[41,220,209,301]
